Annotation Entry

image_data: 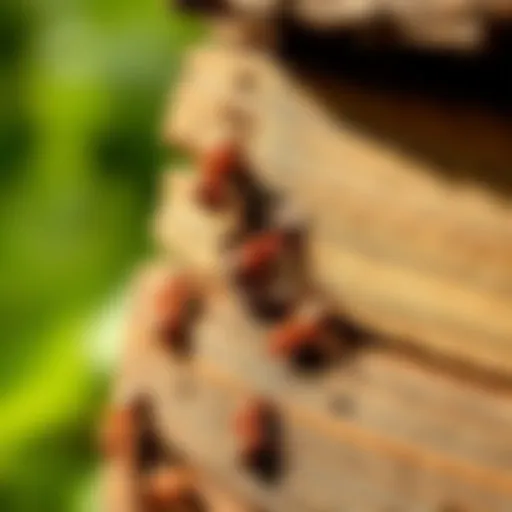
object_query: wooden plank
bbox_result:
[164,47,512,374]
[122,264,512,511]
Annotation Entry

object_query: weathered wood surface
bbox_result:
[153,177,512,464]
[103,269,260,512]
[120,261,512,512]
[164,46,512,375]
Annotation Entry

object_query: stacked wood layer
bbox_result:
[102,173,512,511]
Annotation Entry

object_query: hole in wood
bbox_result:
[224,105,255,139]
[235,68,259,95]
[175,375,197,400]
[329,394,356,419]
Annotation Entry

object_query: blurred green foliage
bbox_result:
[0,1,202,510]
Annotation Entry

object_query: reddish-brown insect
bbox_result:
[196,142,241,210]
[269,309,331,359]
[233,230,288,286]
[233,399,283,482]
[233,399,273,458]
[143,466,198,511]
[99,405,137,461]
[154,274,202,350]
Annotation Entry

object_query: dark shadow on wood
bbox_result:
[276,20,512,198]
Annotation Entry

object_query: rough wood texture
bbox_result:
[165,46,512,375]
[154,172,512,458]
[159,170,512,376]
[117,260,512,511]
